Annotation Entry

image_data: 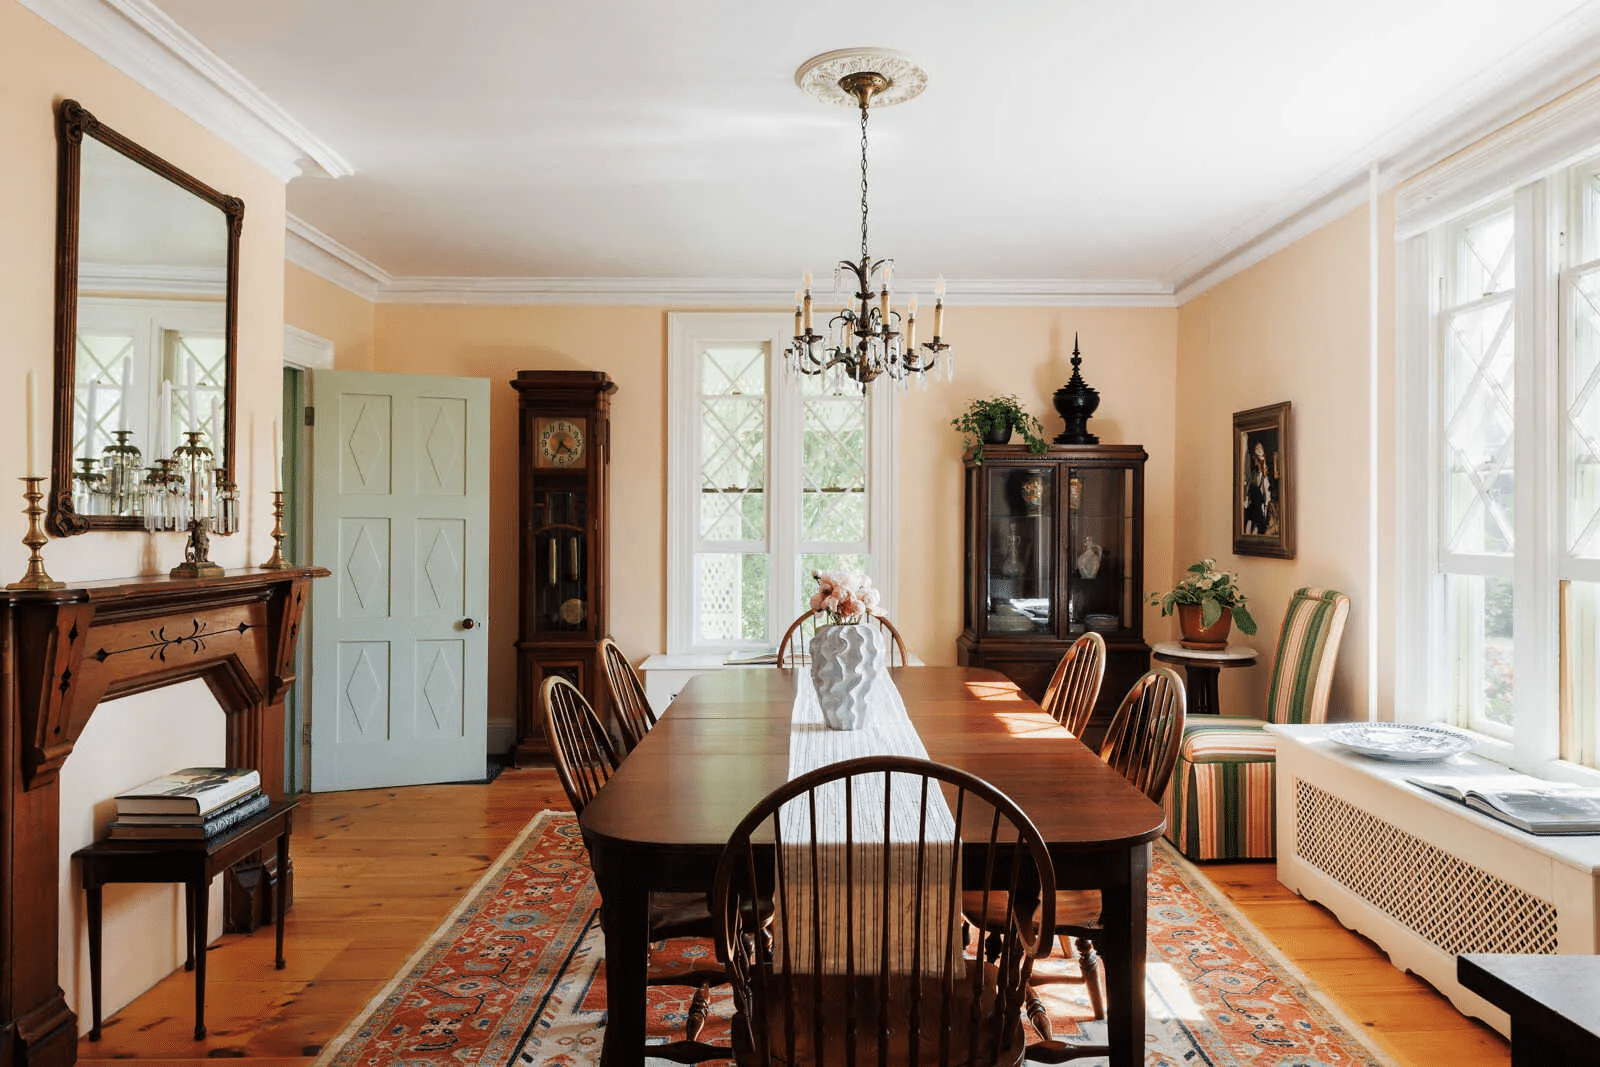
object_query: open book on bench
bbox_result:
[1407,774,1600,835]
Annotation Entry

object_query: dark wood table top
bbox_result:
[580,667,1166,858]
[1458,953,1600,1039]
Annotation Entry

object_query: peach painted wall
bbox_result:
[2,0,287,1031]
[1172,197,1396,722]
[367,303,1178,742]
[285,262,377,370]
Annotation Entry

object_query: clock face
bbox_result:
[537,418,586,469]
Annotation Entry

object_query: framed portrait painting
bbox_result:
[1233,402,1294,559]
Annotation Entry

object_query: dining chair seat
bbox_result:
[730,962,1028,1067]
[962,889,1101,934]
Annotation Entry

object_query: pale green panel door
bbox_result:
[308,370,490,791]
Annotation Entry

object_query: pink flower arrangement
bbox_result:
[808,569,881,625]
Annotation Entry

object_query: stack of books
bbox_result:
[108,767,268,841]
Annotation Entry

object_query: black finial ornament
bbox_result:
[1052,333,1101,444]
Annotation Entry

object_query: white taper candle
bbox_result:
[273,418,282,491]
[118,357,131,433]
[25,371,37,477]
[186,359,198,436]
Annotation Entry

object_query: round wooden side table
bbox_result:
[1151,641,1258,716]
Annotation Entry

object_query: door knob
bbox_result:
[461,618,478,630]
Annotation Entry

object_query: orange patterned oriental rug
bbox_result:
[313,811,1395,1066]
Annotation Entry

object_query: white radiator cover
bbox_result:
[1270,725,1600,1036]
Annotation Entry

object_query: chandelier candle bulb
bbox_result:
[933,297,944,339]
[803,287,812,331]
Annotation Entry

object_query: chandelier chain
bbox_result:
[859,100,870,264]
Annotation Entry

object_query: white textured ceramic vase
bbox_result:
[810,622,886,730]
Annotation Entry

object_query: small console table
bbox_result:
[1458,954,1600,1064]
[1150,641,1257,716]
[74,799,297,1040]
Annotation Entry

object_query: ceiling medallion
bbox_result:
[786,48,950,392]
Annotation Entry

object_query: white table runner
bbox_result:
[776,676,960,975]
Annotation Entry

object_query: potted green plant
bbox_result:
[1148,558,1258,650]
[951,395,1049,464]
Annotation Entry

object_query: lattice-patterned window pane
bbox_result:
[697,552,767,643]
[1567,268,1600,556]
[700,345,766,542]
[1446,573,1514,737]
[801,394,866,544]
[164,331,227,445]
[1441,296,1515,554]
[1457,209,1515,299]
[75,332,134,459]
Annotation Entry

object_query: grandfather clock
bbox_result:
[512,370,615,765]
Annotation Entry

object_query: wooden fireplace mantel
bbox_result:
[0,566,327,1067]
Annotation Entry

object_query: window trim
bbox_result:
[1398,159,1600,777]
[666,312,898,655]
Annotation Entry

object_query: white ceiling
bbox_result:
[143,0,1600,294]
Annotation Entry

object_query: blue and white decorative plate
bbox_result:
[1327,722,1475,762]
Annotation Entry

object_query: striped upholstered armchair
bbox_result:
[1164,587,1350,861]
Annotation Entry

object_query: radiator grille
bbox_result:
[1293,779,1558,955]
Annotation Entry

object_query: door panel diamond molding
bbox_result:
[416,639,465,736]
[340,517,391,619]
[338,641,390,741]
[416,518,465,616]
[416,396,466,496]
[340,393,392,494]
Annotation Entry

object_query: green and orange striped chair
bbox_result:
[1164,586,1350,861]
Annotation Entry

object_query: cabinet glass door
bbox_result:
[985,466,1054,635]
[1067,466,1134,633]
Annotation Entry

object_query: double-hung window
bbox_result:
[1402,151,1600,777]
[667,312,897,653]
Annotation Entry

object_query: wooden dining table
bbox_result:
[578,666,1167,1067]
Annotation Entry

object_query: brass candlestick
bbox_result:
[260,489,291,570]
[9,476,64,590]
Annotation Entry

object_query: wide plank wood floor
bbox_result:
[80,769,1508,1065]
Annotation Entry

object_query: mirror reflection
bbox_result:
[57,111,239,533]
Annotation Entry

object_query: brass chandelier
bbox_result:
[787,49,951,390]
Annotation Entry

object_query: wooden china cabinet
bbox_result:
[956,443,1150,748]
[512,370,616,765]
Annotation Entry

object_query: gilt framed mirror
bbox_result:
[48,99,243,536]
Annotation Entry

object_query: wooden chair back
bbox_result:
[777,612,908,668]
[713,755,1053,1067]
[600,637,657,752]
[539,675,619,816]
[1099,667,1186,803]
[1039,632,1106,737]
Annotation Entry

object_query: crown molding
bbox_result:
[19,0,352,182]
[1169,2,1600,302]
[375,275,1179,307]
[77,262,226,296]
[285,215,390,302]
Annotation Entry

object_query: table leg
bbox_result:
[1186,665,1220,715]
[87,880,103,1041]
[192,878,208,1040]
[184,882,196,971]
[1099,843,1149,1067]
[594,861,650,1067]
[275,829,289,969]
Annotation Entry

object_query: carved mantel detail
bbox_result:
[0,567,325,1067]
